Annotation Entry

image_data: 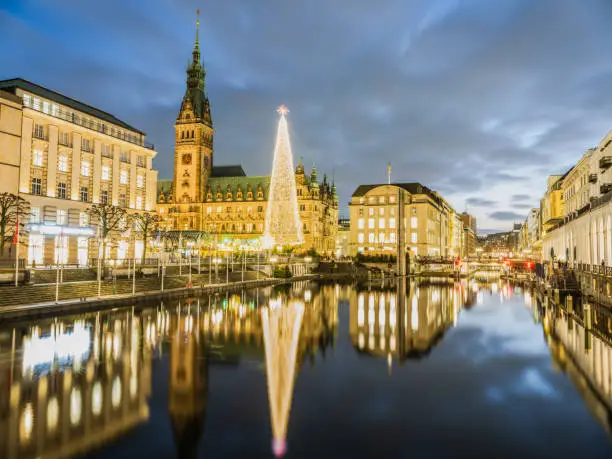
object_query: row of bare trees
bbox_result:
[86,203,160,265]
[0,192,159,264]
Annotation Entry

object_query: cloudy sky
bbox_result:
[2,0,612,230]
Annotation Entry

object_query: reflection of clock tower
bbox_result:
[174,12,214,205]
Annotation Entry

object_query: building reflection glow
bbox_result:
[2,281,609,458]
[349,280,477,366]
[534,295,612,434]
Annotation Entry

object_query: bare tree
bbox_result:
[0,193,30,257]
[86,204,129,264]
[132,212,159,264]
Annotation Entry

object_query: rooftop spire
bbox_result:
[192,9,201,64]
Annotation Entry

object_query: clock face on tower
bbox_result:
[182,153,192,165]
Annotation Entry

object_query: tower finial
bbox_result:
[195,9,200,48]
[387,162,391,185]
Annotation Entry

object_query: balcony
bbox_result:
[589,173,598,183]
[600,183,612,194]
[599,156,612,169]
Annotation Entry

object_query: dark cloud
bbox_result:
[2,0,611,229]
[511,194,532,202]
[490,211,526,221]
[512,202,534,210]
[466,197,497,207]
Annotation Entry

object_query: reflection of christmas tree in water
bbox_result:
[263,106,304,248]
[262,299,305,457]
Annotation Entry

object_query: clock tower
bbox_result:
[174,11,214,204]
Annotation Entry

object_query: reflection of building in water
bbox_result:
[199,284,338,457]
[168,309,208,459]
[349,281,466,365]
[543,302,612,434]
[0,313,152,459]
[262,300,305,457]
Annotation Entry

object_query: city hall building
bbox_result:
[156,21,338,254]
[0,79,158,266]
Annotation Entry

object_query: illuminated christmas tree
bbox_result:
[263,106,304,248]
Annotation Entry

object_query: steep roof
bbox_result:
[211,165,246,177]
[158,179,173,196]
[207,175,271,200]
[0,78,144,134]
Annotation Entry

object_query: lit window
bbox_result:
[23,94,31,106]
[368,218,375,229]
[217,206,222,213]
[81,138,90,152]
[51,104,58,116]
[411,232,417,243]
[32,149,43,166]
[100,190,108,204]
[390,232,396,243]
[32,98,40,110]
[30,207,40,223]
[47,397,59,433]
[70,388,82,426]
[390,195,396,203]
[358,218,364,229]
[411,217,418,228]
[101,165,110,181]
[57,209,67,225]
[368,233,375,243]
[120,170,128,184]
[368,208,374,216]
[57,182,66,199]
[81,161,90,176]
[358,233,364,243]
[58,155,68,172]
[42,100,50,114]
[379,196,385,204]
[136,175,144,188]
[379,218,385,229]
[206,206,212,214]
[379,233,385,243]
[135,196,143,209]
[80,186,88,202]
[92,382,102,417]
[389,218,396,228]
[79,212,88,227]
[31,178,42,195]
[379,207,385,216]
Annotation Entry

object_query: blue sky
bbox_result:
[2,0,612,230]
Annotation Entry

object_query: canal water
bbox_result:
[1,280,611,459]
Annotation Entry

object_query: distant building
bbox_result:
[348,182,460,258]
[0,78,158,266]
[479,229,520,258]
[335,217,350,258]
[460,212,477,258]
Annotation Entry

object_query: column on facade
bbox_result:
[46,126,59,197]
[146,169,158,212]
[112,145,120,205]
[71,133,82,201]
[19,117,33,193]
[129,150,137,209]
[92,139,102,204]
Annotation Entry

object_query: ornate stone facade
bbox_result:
[157,20,338,254]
